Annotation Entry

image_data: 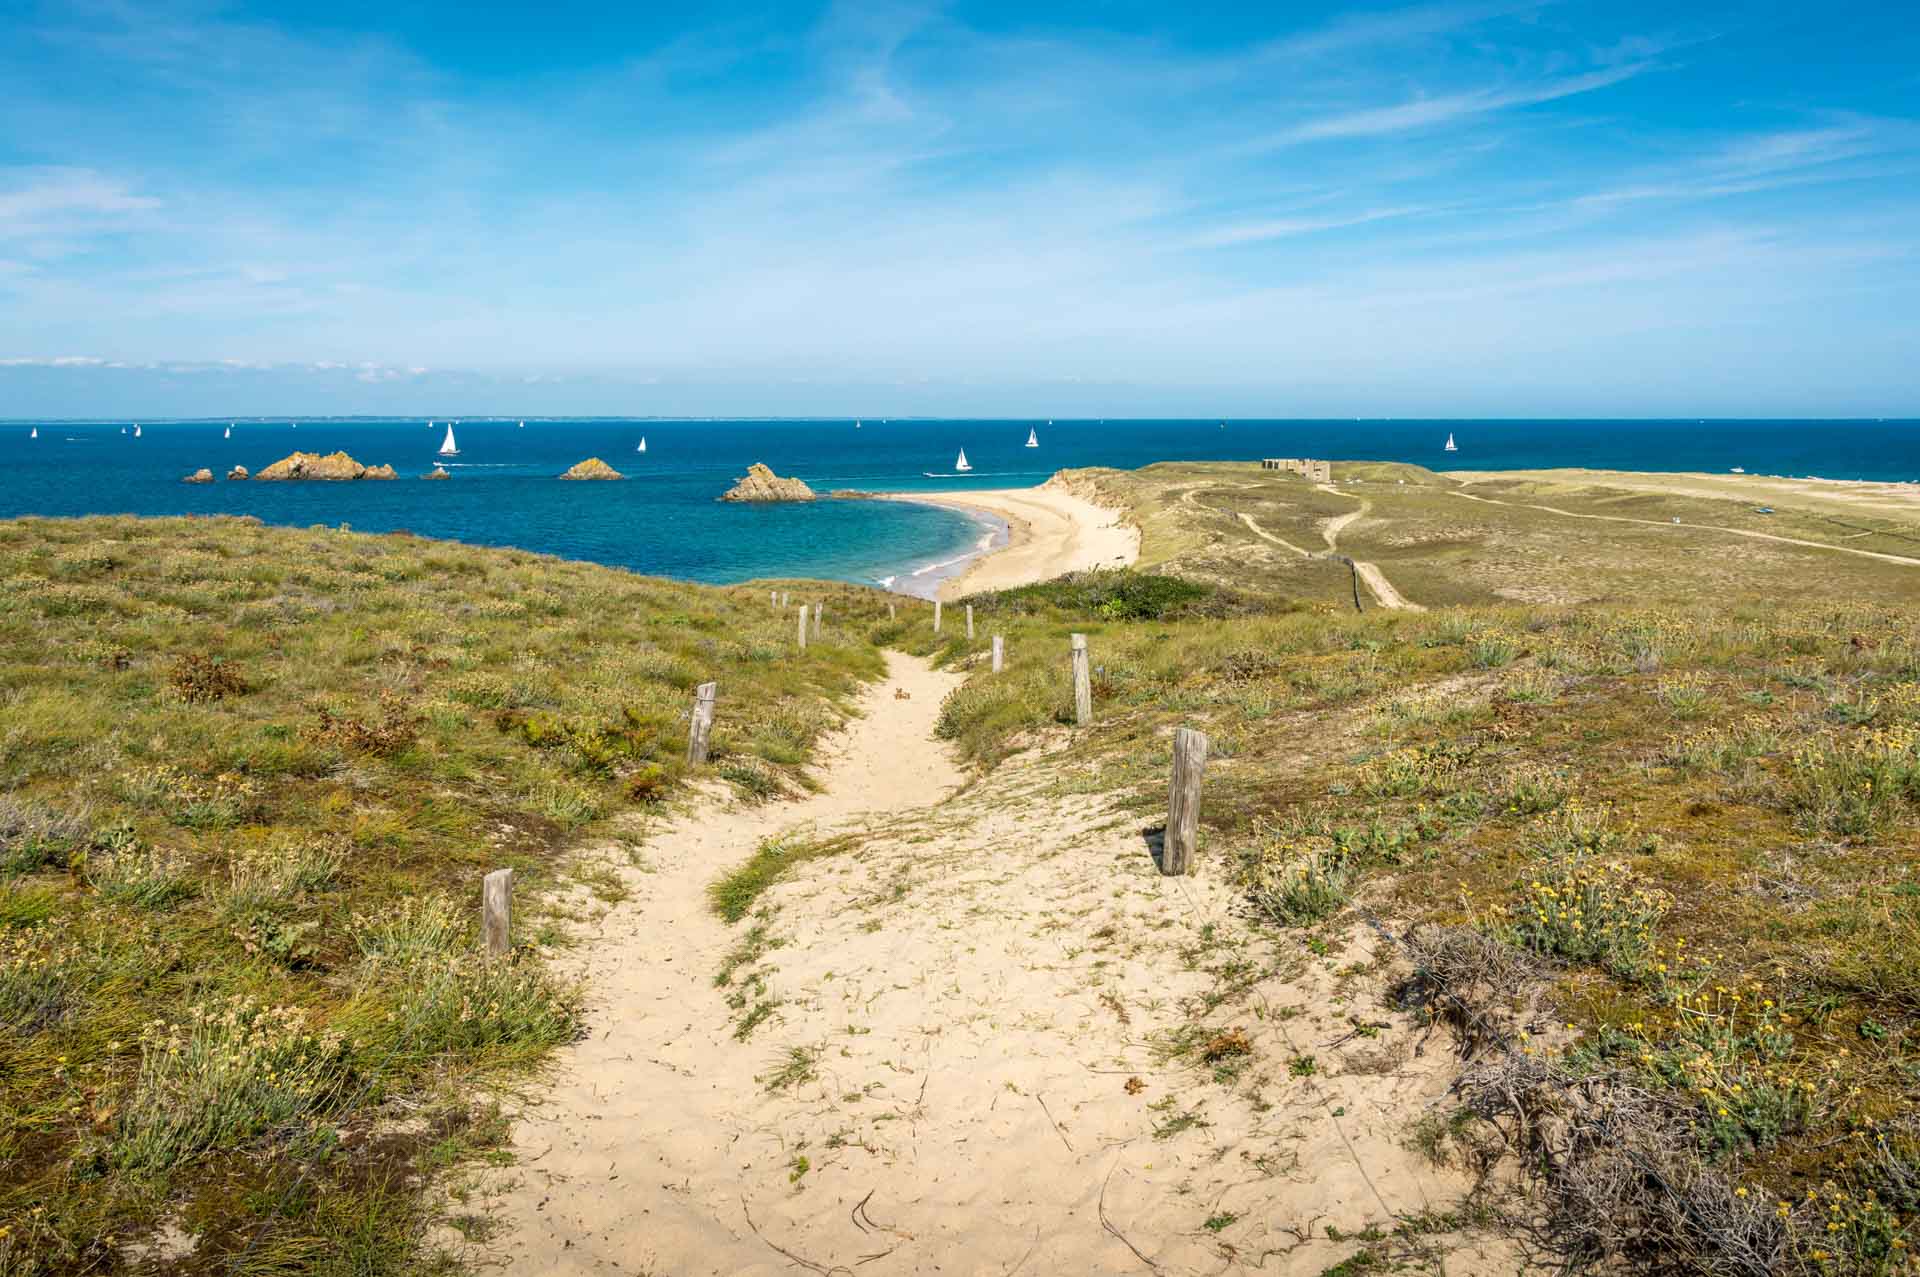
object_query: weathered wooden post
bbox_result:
[769,589,777,609]
[1071,633,1092,726]
[966,605,975,639]
[1163,728,1209,876]
[781,590,790,608]
[482,868,514,955]
[934,600,943,632]
[796,604,808,650]
[687,681,717,764]
[991,634,1004,673]
[812,602,823,638]
[888,602,897,621]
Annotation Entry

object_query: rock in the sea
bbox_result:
[422,467,451,480]
[227,465,249,481]
[559,458,623,481]
[254,450,387,481]
[721,462,815,502]
[183,468,214,484]
[828,489,877,500]
[363,464,397,480]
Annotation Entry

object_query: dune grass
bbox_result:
[0,515,899,1274]
[882,545,1920,1272]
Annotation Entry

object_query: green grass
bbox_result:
[0,515,902,1272]
[708,831,860,923]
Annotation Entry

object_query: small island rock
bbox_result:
[721,462,815,502]
[422,467,451,480]
[254,450,389,481]
[560,458,623,480]
[227,465,249,481]
[363,463,397,480]
[183,468,214,484]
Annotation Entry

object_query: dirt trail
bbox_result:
[1313,485,1425,612]
[1449,490,1920,568]
[475,652,1503,1274]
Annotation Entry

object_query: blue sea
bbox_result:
[3,418,1916,592]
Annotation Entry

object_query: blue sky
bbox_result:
[1,0,1916,417]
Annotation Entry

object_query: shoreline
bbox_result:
[872,483,1141,601]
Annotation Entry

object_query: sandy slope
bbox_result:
[475,653,1511,1275]
[880,485,1140,599]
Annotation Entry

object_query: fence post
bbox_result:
[796,604,808,650]
[482,868,513,955]
[934,600,943,632]
[1163,728,1210,876]
[687,681,717,764]
[991,634,1004,673]
[781,590,790,608]
[812,603,823,638]
[769,589,776,609]
[888,602,897,621]
[1071,633,1092,726]
[966,604,974,639]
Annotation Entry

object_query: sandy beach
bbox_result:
[878,481,1141,600]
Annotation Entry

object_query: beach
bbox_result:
[877,481,1141,600]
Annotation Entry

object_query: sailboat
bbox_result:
[133,423,142,438]
[29,426,37,439]
[954,448,972,473]
[120,426,127,435]
[855,420,861,429]
[1443,432,1457,452]
[1025,427,1038,448]
[518,421,525,429]
[438,423,459,457]
[636,437,647,454]
[224,424,232,439]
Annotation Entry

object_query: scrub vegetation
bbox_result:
[0,515,888,1274]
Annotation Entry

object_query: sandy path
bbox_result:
[879,485,1139,600]
[1448,490,1920,568]
[1234,511,1315,558]
[475,651,1506,1274]
[480,653,968,1274]
[1313,485,1425,611]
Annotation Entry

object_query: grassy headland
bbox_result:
[0,516,891,1273]
[879,463,1920,1273]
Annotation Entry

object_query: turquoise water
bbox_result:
[2,417,1916,589]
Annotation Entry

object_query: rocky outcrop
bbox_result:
[227,465,249,481]
[721,462,815,503]
[183,468,214,484]
[559,458,623,481]
[828,489,877,500]
[253,451,391,481]
[422,467,451,481]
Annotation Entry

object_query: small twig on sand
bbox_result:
[1099,1155,1163,1274]
[743,1197,853,1276]
[1036,1092,1074,1153]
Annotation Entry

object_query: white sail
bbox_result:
[29,427,36,439]
[518,421,525,429]
[1025,428,1038,448]
[954,448,971,472]
[637,437,647,453]
[439,424,459,456]
[1443,432,1457,452]
[133,423,142,438]
[224,424,232,439]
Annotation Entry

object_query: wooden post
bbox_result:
[934,600,943,632]
[687,681,717,764]
[1163,728,1210,875]
[965,605,974,639]
[1070,633,1092,726]
[812,602,823,638]
[781,590,790,607]
[769,589,776,609]
[482,868,513,955]
[796,604,808,650]
[991,634,1004,673]
[888,602,896,621]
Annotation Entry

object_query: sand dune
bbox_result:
[880,482,1141,599]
